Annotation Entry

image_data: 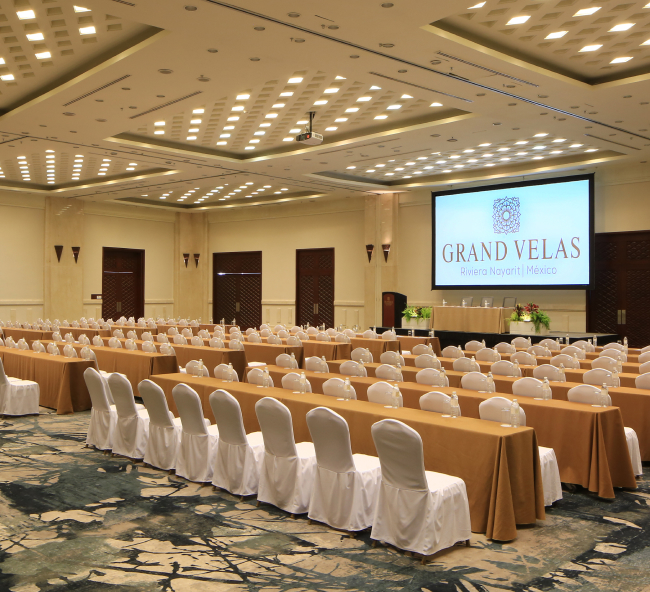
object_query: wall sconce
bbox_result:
[54,245,63,263]
[71,246,80,263]
[382,243,391,262]
[183,253,189,268]
[365,244,374,263]
[193,253,200,268]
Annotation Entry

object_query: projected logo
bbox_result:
[492,196,521,235]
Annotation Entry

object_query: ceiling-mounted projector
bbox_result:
[296,111,323,145]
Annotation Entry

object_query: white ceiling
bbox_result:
[0,0,646,210]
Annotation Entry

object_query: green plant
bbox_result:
[511,302,551,333]
[402,306,419,319]
[420,307,432,320]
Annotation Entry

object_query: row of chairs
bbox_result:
[84,368,471,559]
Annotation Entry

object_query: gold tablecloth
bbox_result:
[433,306,513,333]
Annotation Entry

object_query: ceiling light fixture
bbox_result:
[580,44,602,52]
[506,15,530,25]
[17,9,35,19]
[78,26,95,35]
[288,77,303,84]
[610,23,634,31]
[574,7,601,16]
[611,56,632,63]
[545,31,567,39]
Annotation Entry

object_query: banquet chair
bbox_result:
[583,368,619,387]
[412,344,432,356]
[267,335,282,345]
[259,324,270,331]
[442,346,464,359]
[32,340,46,353]
[0,358,39,416]
[602,342,625,351]
[335,333,350,343]
[367,381,402,407]
[189,336,203,347]
[305,356,329,373]
[461,372,491,392]
[306,407,381,531]
[512,377,547,398]
[181,328,193,339]
[635,372,650,389]
[281,372,312,393]
[562,346,586,360]
[528,345,551,357]
[306,327,319,336]
[295,331,309,341]
[376,364,402,381]
[78,334,91,345]
[639,351,650,364]
[276,353,299,369]
[475,348,500,362]
[600,349,627,362]
[141,332,154,342]
[71,321,80,328]
[108,337,122,349]
[157,333,170,344]
[370,419,471,556]
[209,389,265,496]
[382,330,397,341]
[495,342,516,354]
[380,351,405,366]
[248,333,262,343]
[511,337,531,349]
[198,330,210,339]
[362,330,378,339]
[550,354,579,369]
[229,339,244,350]
[641,345,650,354]
[591,356,618,372]
[63,344,78,358]
[453,357,479,372]
[533,364,564,382]
[64,333,75,343]
[414,354,441,369]
[214,364,239,381]
[247,367,274,387]
[511,351,537,366]
[125,339,138,351]
[465,340,483,351]
[113,329,125,339]
[61,320,70,327]
[260,329,272,338]
[286,336,302,346]
[419,391,453,414]
[287,326,300,334]
[159,344,176,356]
[209,337,225,349]
[272,324,284,333]
[108,373,150,460]
[539,338,561,352]
[351,348,373,363]
[127,330,138,340]
[572,340,595,352]
[479,397,562,505]
[245,328,256,335]
[173,334,188,345]
[277,330,290,339]
[491,360,521,377]
[172,383,219,482]
[0,337,4,347]
[255,397,317,514]
[322,377,357,399]
[190,320,199,327]
[567,385,642,476]
[339,328,353,338]
[5,336,17,348]
[142,341,157,353]
[138,379,182,471]
[17,339,29,350]
[316,332,331,342]
[84,367,117,450]
[184,360,210,377]
[339,360,367,377]
[325,328,337,336]
[168,327,179,336]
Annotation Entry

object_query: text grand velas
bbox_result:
[441,237,581,263]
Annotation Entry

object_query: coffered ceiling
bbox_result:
[0,0,646,210]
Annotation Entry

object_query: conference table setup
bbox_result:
[1,327,56,345]
[432,306,514,334]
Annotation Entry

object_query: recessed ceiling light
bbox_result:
[186,136,197,140]
[128,163,137,166]
[227,116,239,121]
[515,141,528,145]
[272,103,285,108]
[497,148,509,152]
[387,104,401,110]
[345,107,359,113]
[280,91,294,97]
[533,145,546,150]
[642,39,650,46]
[220,134,231,138]
[611,56,632,63]
[288,77,303,84]
[236,94,250,100]
[545,31,567,39]
[580,44,602,52]
[289,128,301,133]
[374,115,388,119]
[245,147,255,151]
[325,126,337,131]
[506,15,530,25]
[26,32,44,41]
[610,23,634,31]
[265,113,278,118]
[570,143,583,148]
[574,7,601,16]
[259,123,271,127]
[585,148,598,152]
[468,2,485,8]
[324,88,339,94]
[17,10,36,19]
[193,108,204,114]
[385,173,394,176]
[370,85,381,90]
[534,133,548,137]
[479,143,491,147]
[74,6,91,12]
[482,153,493,157]
[346,166,356,169]
[232,106,245,111]
[401,94,413,99]
[463,149,475,153]
[314,100,328,105]
[532,156,544,160]
[190,119,201,124]
[249,139,260,143]
[357,96,371,102]
[188,128,199,133]
[552,138,566,143]
[78,26,95,35]
[297,120,308,124]
[254,131,265,135]
[430,102,443,107]
[223,126,235,130]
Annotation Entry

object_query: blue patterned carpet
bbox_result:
[0,410,649,592]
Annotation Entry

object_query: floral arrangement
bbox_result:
[511,303,551,333]
[402,306,432,320]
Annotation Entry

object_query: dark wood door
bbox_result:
[587,231,650,347]
[296,248,334,328]
[213,251,262,330]
[102,247,145,320]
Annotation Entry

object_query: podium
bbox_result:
[382,292,407,328]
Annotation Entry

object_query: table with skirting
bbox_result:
[433,306,513,333]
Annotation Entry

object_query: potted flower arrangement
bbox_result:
[402,306,432,329]
[509,303,551,335]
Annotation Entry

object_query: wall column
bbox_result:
[173,212,209,321]
[43,197,84,321]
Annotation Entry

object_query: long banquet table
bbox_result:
[433,306,513,333]
[2,327,56,345]
[0,347,93,414]
[151,372,545,542]
[398,336,441,356]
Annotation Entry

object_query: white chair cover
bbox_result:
[181,328,193,339]
[419,391,452,414]
[255,397,317,513]
[381,330,397,341]
[441,346,464,359]
[286,336,302,346]
[491,360,521,377]
[32,341,46,353]
[572,340,595,352]
[412,344,432,356]
[367,381,402,406]
[511,351,537,366]
[513,377,547,398]
[247,368,274,387]
[172,383,219,482]
[461,371,490,392]
[306,407,381,530]
[276,353,299,369]
[281,372,312,393]
[139,379,181,471]
[267,335,282,345]
[335,333,350,343]
[635,372,650,389]
[495,342,516,354]
[108,337,122,349]
[209,337,224,349]
[602,342,624,351]
[63,344,78,358]
[379,351,405,366]
[539,339,561,352]
[533,364,564,382]
[108,373,149,459]
[229,339,244,350]
[362,330,377,339]
[185,360,209,377]
[339,360,367,377]
[562,346,586,360]
[157,333,170,344]
[316,332,331,342]
[248,333,262,343]
[414,354,440,369]
[415,368,448,387]
[583,368,619,387]
[0,358,39,416]
[452,357,478,372]
[351,348,373,363]
[189,336,202,346]
[600,349,627,362]
[113,329,124,338]
[638,351,650,364]
[209,389,265,496]
[305,356,329,373]
[124,339,138,351]
[91,335,103,347]
[511,337,532,348]
[126,330,138,340]
[142,341,157,353]
[475,348,500,362]
[173,334,188,345]
[214,364,239,381]
[375,364,401,381]
[322,377,357,399]
[370,419,471,555]
[550,354,579,369]
[528,345,550,357]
